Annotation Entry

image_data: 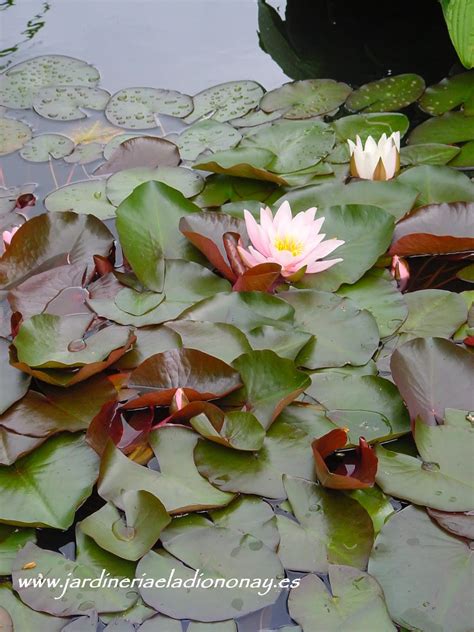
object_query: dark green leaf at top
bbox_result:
[345,74,425,113]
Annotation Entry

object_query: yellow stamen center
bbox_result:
[274,235,303,256]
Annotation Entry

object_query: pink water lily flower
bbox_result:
[2,226,19,248]
[238,201,344,278]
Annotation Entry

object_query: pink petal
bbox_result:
[237,246,263,268]
[306,258,343,273]
[311,238,345,260]
[244,210,271,256]
[273,200,292,231]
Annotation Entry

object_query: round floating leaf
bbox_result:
[19,134,74,162]
[398,290,467,340]
[177,120,241,161]
[0,339,30,415]
[391,337,474,425]
[260,79,351,119]
[307,373,410,443]
[337,270,408,338]
[448,137,474,167]
[397,165,474,205]
[0,211,114,290]
[95,136,180,176]
[137,519,283,621]
[211,496,279,550]
[288,566,395,631]
[332,113,409,142]
[98,426,234,513]
[390,201,474,256]
[241,120,335,173]
[0,433,98,528]
[44,179,116,219]
[193,147,286,184]
[13,542,137,616]
[0,118,32,156]
[0,526,36,576]
[419,71,474,115]
[0,55,100,109]
[190,408,265,451]
[369,506,474,631]
[105,87,193,129]
[400,143,460,166]
[195,404,335,498]
[63,142,103,164]
[103,133,152,160]
[346,74,425,113]
[409,111,474,146]
[80,490,171,561]
[277,476,374,573]
[106,166,204,206]
[185,80,264,124]
[283,180,418,221]
[427,506,474,539]
[115,325,180,369]
[230,108,283,127]
[280,289,380,370]
[187,621,237,632]
[32,86,110,120]
[0,584,65,632]
[114,288,165,316]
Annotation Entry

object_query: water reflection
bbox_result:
[0,0,51,71]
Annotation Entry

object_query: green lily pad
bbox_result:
[44,179,116,219]
[245,326,313,361]
[190,409,265,451]
[448,138,474,167]
[277,476,374,572]
[13,313,132,369]
[440,2,474,72]
[399,290,467,340]
[260,79,351,119]
[0,584,65,632]
[332,113,409,142]
[106,166,204,206]
[0,526,36,575]
[241,119,335,173]
[337,270,408,338]
[419,71,474,115]
[0,339,30,414]
[283,180,418,221]
[194,147,286,184]
[396,165,474,205]
[105,87,193,129]
[288,566,395,631]
[12,542,137,616]
[230,108,283,127]
[195,403,334,498]
[98,426,234,513]
[185,80,264,123]
[80,490,171,561]
[115,326,180,369]
[346,487,394,535]
[0,433,98,528]
[32,86,110,120]
[400,143,461,166]
[187,622,237,632]
[376,416,474,511]
[137,517,283,621]
[63,142,103,164]
[19,134,74,162]
[280,290,380,370]
[0,118,32,156]
[409,111,474,146]
[346,74,425,113]
[137,614,181,631]
[177,120,241,161]
[229,350,311,429]
[368,505,474,631]
[0,55,100,109]
[114,287,165,316]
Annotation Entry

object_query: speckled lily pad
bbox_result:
[185,81,264,124]
[44,179,116,219]
[0,118,32,156]
[177,120,241,161]
[419,71,474,115]
[105,166,204,206]
[260,79,351,119]
[33,86,110,121]
[20,134,74,162]
[105,88,193,129]
[0,55,100,109]
[230,108,283,127]
[63,142,104,164]
[345,74,425,113]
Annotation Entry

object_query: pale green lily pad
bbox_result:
[409,111,474,146]
[211,496,279,550]
[241,119,335,173]
[400,289,468,340]
[375,417,474,511]
[277,476,374,573]
[0,584,65,632]
[177,120,241,161]
[0,118,32,156]
[190,410,265,451]
[0,55,100,109]
[19,134,74,162]
[396,165,474,205]
[369,506,474,632]
[106,166,204,206]
[114,287,165,316]
[188,622,237,632]
[346,74,425,113]
[98,425,234,513]
[185,80,264,123]
[400,142,461,166]
[137,615,181,631]
[288,566,395,631]
[32,86,110,120]
[80,490,170,561]
[260,79,351,119]
[0,526,36,575]
[63,142,104,164]
[449,138,474,167]
[419,70,474,115]
[44,179,116,219]
[105,87,193,129]
[103,133,151,159]
[332,113,409,142]
[230,108,283,127]
[193,147,286,184]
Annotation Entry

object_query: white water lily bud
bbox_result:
[347,132,400,180]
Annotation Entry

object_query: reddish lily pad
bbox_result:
[94,136,180,175]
